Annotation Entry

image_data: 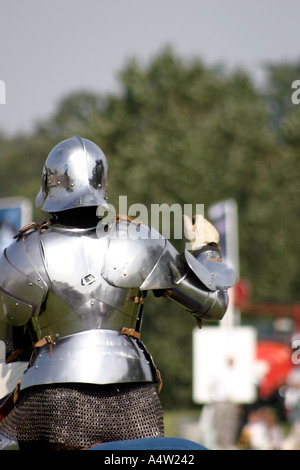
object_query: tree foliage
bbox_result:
[0,48,299,407]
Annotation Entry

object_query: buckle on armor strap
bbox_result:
[35,334,59,347]
[120,327,141,340]
[126,296,144,304]
[34,334,59,357]
[13,218,50,239]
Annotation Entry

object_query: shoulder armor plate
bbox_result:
[101,220,166,288]
[0,231,49,326]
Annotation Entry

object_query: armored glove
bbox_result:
[183,214,220,250]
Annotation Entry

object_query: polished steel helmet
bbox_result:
[36,135,109,212]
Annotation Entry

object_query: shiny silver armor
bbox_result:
[35,135,109,212]
[0,216,236,393]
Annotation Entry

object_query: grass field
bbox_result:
[163,409,201,438]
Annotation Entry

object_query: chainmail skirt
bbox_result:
[0,382,164,450]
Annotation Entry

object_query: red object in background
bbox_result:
[233,278,251,308]
[256,341,293,400]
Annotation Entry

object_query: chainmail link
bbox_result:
[0,383,164,450]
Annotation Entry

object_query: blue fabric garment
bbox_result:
[88,437,207,450]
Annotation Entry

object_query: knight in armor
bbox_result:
[0,136,236,450]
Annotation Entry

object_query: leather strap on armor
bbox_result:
[120,327,141,339]
[34,334,59,348]
[6,348,23,364]
[34,334,59,357]
[13,218,50,240]
[0,380,21,422]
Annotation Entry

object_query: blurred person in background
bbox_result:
[281,367,300,449]
[238,407,283,450]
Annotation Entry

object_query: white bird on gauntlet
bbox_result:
[183,214,220,251]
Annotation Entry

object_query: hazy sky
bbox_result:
[0,0,299,135]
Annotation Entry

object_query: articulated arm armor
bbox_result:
[101,219,236,321]
[0,218,236,395]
